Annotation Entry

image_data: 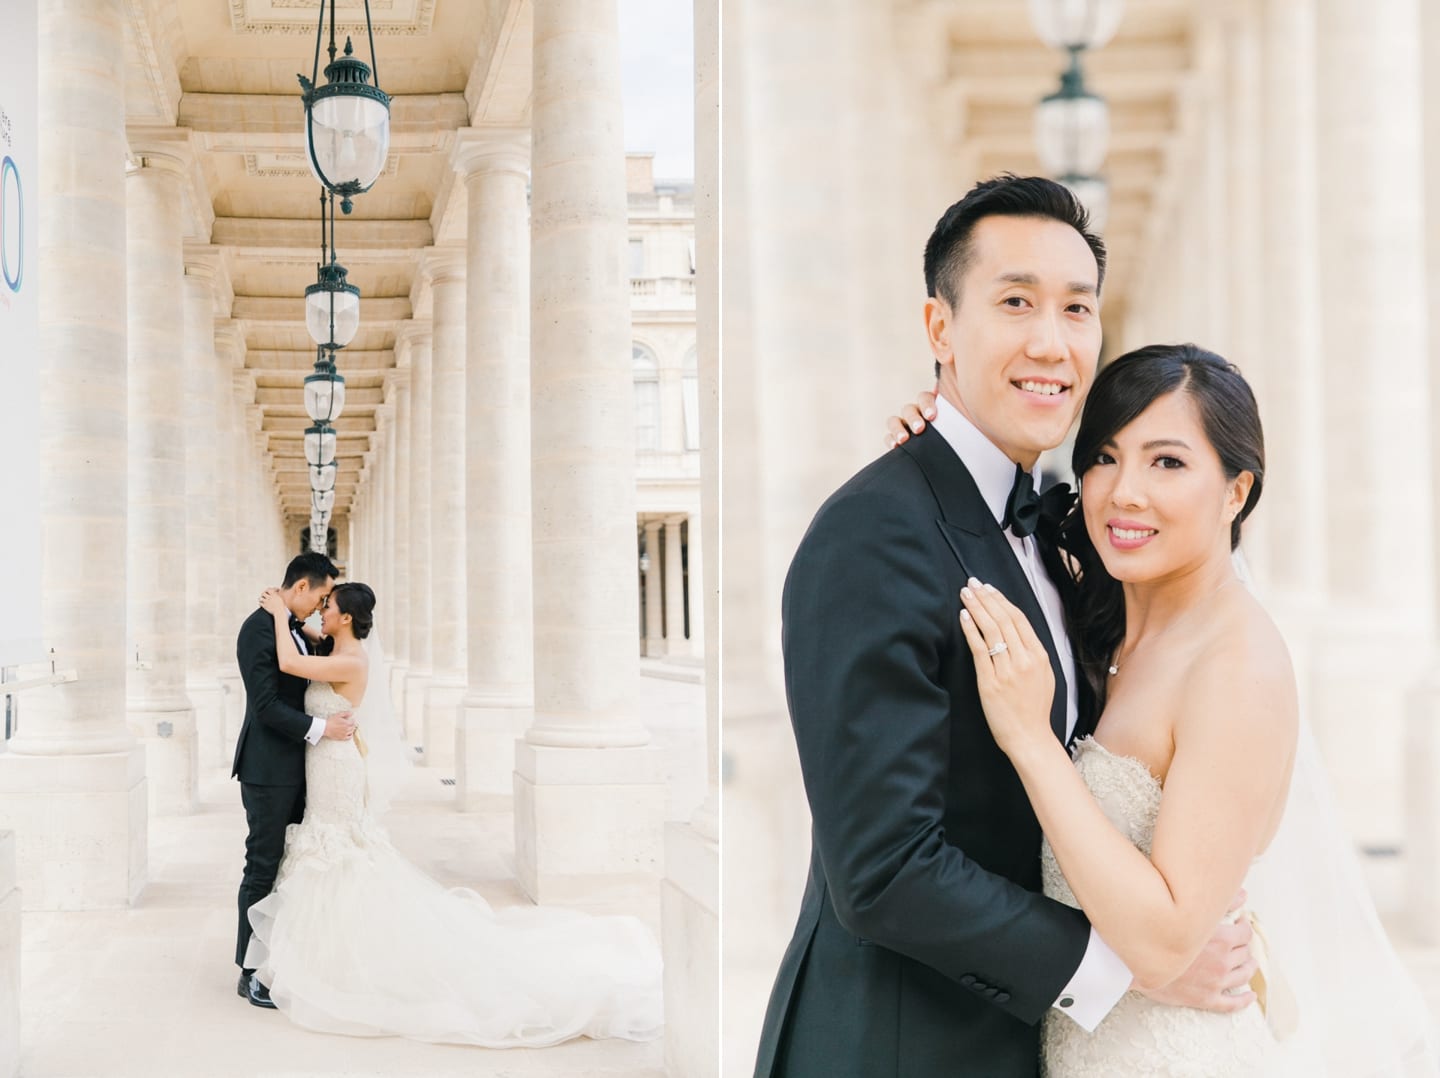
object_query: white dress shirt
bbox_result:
[290,620,327,746]
[929,396,1132,1032]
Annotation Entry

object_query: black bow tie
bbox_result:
[288,615,305,634]
[1002,463,1073,541]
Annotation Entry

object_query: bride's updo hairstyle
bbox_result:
[330,582,376,640]
[1058,343,1265,705]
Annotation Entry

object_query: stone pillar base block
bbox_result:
[387,661,410,716]
[662,820,719,1078]
[128,705,198,816]
[403,673,432,747]
[512,741,666,904]
[0,749,148,909]
[1405,668,1440,943]
[423,681,466,769]
[0,832,18,1078]
[187,681,226,771]
[455,701,532,808]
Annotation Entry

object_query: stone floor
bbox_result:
[14,667,705,1078]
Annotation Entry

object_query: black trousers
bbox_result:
[236,781,305,969]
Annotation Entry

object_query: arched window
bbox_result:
[633,343,661,451]
[681,345,699,451]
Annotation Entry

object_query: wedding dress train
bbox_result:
[244,682,664,1047]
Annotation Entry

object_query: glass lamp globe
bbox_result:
[305,263,360,347]
[1036,88,1109,176]
[300,38,391,211]
[304,369,347,423]
[312,489,336,514]
[1060,173,1110,232]
[1027,0,1124,51]
[309,464,337,492]
[304,423,338,467]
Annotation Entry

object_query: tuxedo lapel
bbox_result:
[902,433,1070,743]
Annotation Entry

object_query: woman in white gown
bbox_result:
[243,581,663,1047]
[896,343,1437,1076]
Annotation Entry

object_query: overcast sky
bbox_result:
[618,0,694,181]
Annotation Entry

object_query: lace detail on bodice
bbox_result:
[278,682,377,857]
[1040,737,1274,1077]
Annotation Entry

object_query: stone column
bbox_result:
[643,519,664,656]
[182,248,225,777]
[661,3,719,1069]
[452,130,536,806]
[384,369,412,712]
[1258,0,1327,612]
[0,0,148,909]
[125,133,198,816]
[663,516,689,656]
[214,323,247,753]
[1311,0,1432,845]
[516,0,666,902]
[401,325,435,743]
[1405,0,1440,942]
[422,248,468,769]
[0,833,16,1078]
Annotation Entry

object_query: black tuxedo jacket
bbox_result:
[230,607,312,786]
[754,430,1097,1078]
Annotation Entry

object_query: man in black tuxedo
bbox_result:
[754,177,1256,1076]
[231,552,354,1008]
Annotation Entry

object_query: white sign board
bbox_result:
[0,0,42,667]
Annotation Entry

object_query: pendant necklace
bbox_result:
[1107,578,1237,678]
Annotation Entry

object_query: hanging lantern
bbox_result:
[1060,173,1110,232]
[312,488,336,514]
[297,2,391,214]
[309,463,337,492]
[305,262,361,347]
[304,422,337,467]
[1027,0,1124,51]
[1034,51,1109,177]
[304,348,348,421]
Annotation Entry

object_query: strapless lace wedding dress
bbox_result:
[1040,737,1276,1077]
[243,682,663,1047]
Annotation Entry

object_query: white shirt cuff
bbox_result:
[304,714,325,746]
[1052,927,1132,1031]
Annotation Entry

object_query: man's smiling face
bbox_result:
[928,214,1103,468]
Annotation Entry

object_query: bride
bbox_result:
[894,343,1437,1075]
[245,580,663,1047]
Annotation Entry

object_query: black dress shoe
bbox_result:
[243,973,277,1009]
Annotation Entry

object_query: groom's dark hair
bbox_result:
[282,552,339,589]
[925,175,1107,377]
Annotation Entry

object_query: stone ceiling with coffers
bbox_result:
[123,0,533,524]
[938,0,1198,340]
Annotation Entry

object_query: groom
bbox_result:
[754,177,1256,1076]
[231,551,354,1008]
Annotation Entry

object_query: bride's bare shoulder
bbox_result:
[1182,591,1298,732]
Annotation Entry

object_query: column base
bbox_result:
[0,832,18,1078]
[127,703,198,815]
[1405,665,1440,943]
[455,696,532,809]
[643,637,665,658]
[217,672,243,758]
[423,679,466,769]
[403,671,433,748]
[664,637,695,659]
[387,661,410,717]
[513,740,666,905]
[186,678,226,772]
[0,748,148,909]
[1310,610,1430,846]
[661,819,719,1078]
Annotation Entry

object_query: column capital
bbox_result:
[420,245,467,285]
[232,369,257,399]
[452,126,532,180]
[394,320,434,363]
[182,243,221,281]
[125,126,194,177]
[214,320,247,366]
[383,367,410,397]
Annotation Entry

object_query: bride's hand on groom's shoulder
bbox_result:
[884,388,939,450]
[259,588,286,616]
[958,579,1054,756]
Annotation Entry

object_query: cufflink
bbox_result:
[1059,996,1075,1008]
